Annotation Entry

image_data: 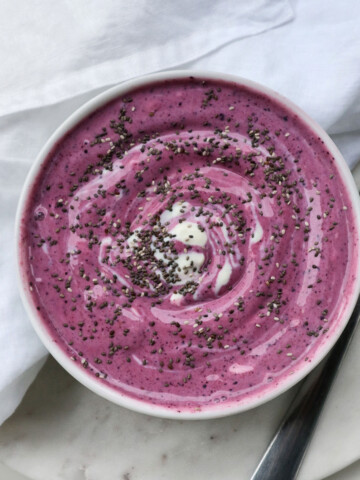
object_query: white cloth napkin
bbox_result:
[0,0,359,430]
[0,0,292,116]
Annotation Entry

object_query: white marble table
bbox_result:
[1,162,360,480]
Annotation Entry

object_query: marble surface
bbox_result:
[0,163,359,480]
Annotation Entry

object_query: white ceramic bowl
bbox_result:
[15,71,360,419]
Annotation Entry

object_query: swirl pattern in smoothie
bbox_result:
[21,77,358,411]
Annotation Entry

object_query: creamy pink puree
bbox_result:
[21,77,358,412]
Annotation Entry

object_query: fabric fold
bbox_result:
[0,0,293,116]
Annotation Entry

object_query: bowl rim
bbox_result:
[15,69,360,420]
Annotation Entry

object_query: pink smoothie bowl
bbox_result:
[15,71,360,419]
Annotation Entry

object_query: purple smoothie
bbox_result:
[20,77,359,412]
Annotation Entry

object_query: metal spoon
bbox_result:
[250,295,360,480]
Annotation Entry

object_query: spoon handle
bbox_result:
[250,296,360,480]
